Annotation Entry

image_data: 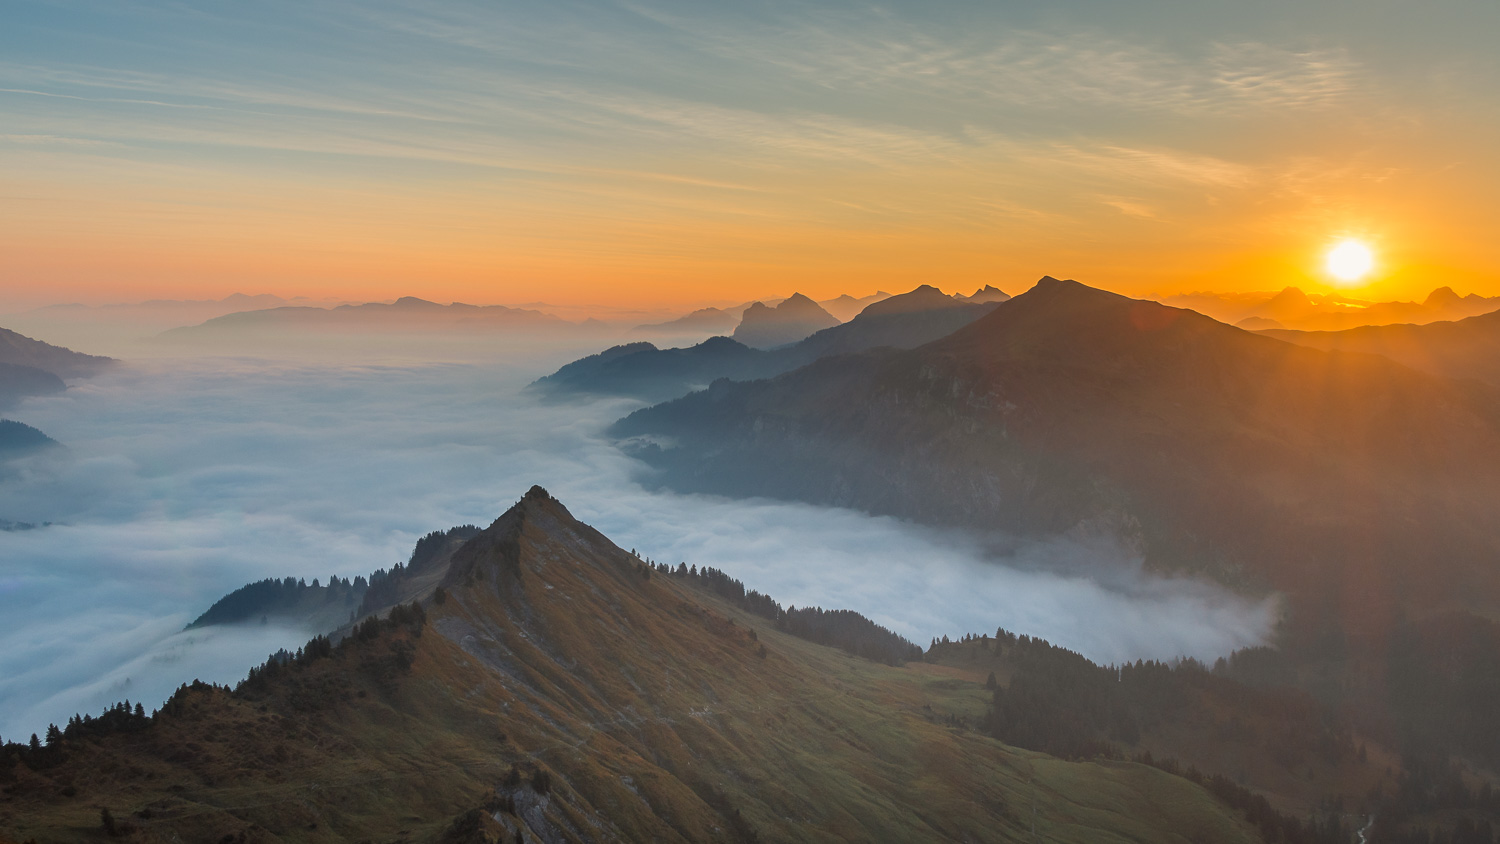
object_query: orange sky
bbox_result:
[3,2,1497,312]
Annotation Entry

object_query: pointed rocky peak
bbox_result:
[444,486,573,585]
[964,285,1011,303]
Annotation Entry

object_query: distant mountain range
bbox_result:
[612,277,1500,630]
[628,306,740,340]
[21,292,294,321]
[159,296,581,340]
[628,292,894,344]
[1161,285,1500,331]
[1262,308,1500,387]
[531,285,1004,403]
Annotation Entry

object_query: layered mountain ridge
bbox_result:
[611,277,1500,625]
[531,285,1003,403]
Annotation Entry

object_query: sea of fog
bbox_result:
[0,338,1276,740]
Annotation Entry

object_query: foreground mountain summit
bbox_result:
[2,487,1273,843]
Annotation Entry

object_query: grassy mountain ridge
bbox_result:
[0,487,1270,843]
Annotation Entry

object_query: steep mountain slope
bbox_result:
[0,327,113,379]
[0,488,1264,844]
[531,286,1000,403]
[611,278,1500,624]
[1262,309,1500,387]
[731,293,840,349]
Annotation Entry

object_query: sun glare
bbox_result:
[1326,239,1374,284]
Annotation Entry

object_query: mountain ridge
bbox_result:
[0,486,1278,843]
[531,286,1003,403]
[611,277,1500,626]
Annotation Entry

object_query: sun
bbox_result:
[1326,239,1375,284]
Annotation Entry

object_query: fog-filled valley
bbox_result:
[0,327,1279,743]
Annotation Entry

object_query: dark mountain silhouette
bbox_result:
[818,290,892,321]
[0,419,59,458]
[0,327,113,379]
[531,336,768,404]
[731,293,840,348]
[0,487,1278,843]
[612,277,1500,628]
[1262,308,1500,387]
[958,285,1011,304]
[531,286,1002,403]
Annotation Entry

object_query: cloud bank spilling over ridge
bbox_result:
[0,341,1275,740]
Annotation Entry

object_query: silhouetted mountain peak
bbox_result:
[1016,276,1130,308]
[392,296,442,308]
[697,335,750,352]
[1267,286,1312,307]
[1425,286,1462,308]
[854,284,963,318]
[962,285,1011,303]
[733,292,840,348]
[934,276,1220,365]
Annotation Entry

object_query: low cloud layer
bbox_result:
[0,339,1275,740]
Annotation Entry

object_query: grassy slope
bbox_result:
[1,491,1263,843]
[924,638,1396,818]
